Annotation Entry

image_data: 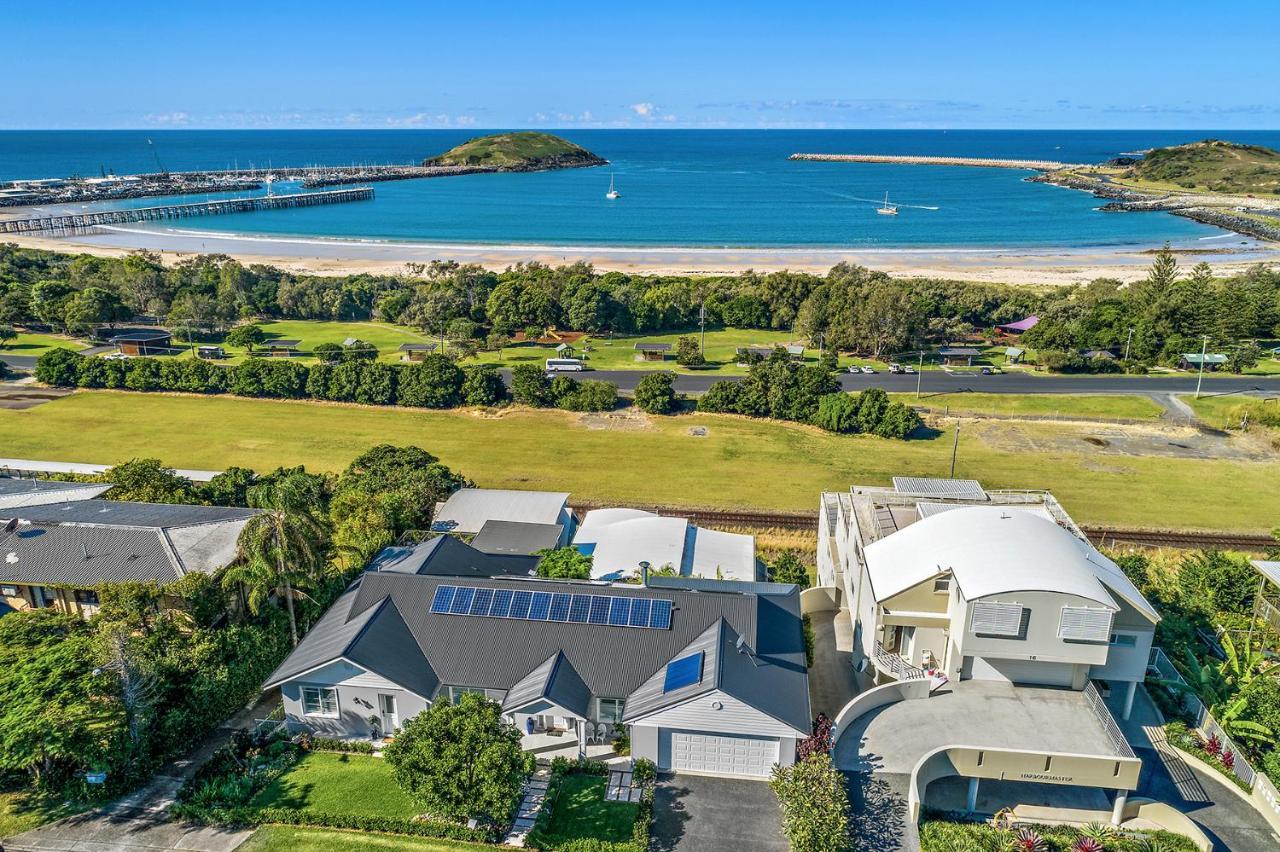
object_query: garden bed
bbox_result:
[919,818,1199,851]
[527,758,654,852]
[1164,721,1254,793]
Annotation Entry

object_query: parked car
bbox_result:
[889,363,903,374]
[847,365,862,374]
[980,366,1003,375]
[860,365,876,374]
[904,365,917,374]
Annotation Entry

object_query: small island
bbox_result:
[422,131,607,172]
[1033,140,1280,241]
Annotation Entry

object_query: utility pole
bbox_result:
[1124,327,1134,362]
[949,423,961,479]
[699,300,706,356]
[916,351,924,399]
[1194,335,1209,399]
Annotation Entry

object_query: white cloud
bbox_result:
[143,111,190,125]
[630,102,656,118]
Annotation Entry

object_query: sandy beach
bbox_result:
[2,218,1276,285]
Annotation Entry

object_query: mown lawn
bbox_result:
[1183,394,1280,430]
[251,752,418,819]
[899,392,1165,420]
[2,331,90,357]
[536,774,638,847]
[0,790,84,839]
[1,390,1277,531]
[239,826,486,852]
[177,320,434,365]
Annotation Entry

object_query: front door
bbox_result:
[378,694,398,732]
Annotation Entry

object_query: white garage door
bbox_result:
[966,656,1075,687]
[669,730,779,778]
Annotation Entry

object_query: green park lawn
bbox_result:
[251,752,419,819]
[1182,394,1280,430]
[239,826,485,852]
[898,392,1165,420]
[2,331,90,357]
[175,320,434,365]
[534,774,638,847]
[2,390,1277,531]
[0,790,84,839]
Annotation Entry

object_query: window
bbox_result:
[0,585,18,597]
[970,601,1026,638]
[301,686,338,717]
[449,686,487,704]
[1109,633,1138,647]
[932,576,951,594]
[1058,606,1114,643]
[74,589,100,605]
[598,698,625,723]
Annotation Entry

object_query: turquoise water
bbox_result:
[4,130,1279,248]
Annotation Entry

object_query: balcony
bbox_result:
[872,640,927,682]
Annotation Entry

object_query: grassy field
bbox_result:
[0,791,83,839]
[239,827,485,852]
[252,752,419,818]
[900,392,1166,420]
[534,774,638,847]
[3,331,90,358]
[1183,394,1280,430]
[178,320,434,365]
[2,390,1277,531]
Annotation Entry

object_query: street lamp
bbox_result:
[1194,335,1210,399]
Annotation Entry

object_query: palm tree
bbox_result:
[224,474,328,646]
[1161,633,1278,745]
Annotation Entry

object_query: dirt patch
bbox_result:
[578,410,655,431]
[970,419,1274,461]
[0,385,74,410]
[688,426,709,437]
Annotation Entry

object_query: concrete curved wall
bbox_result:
[832,678,929,744]
[1121,798,1212,852]
[909,748,959,822]
[800,585,842,615]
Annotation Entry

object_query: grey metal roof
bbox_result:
[471,520,564,556]
[8,500,257,529]
[1253,560,1280,589]
[345,598,439,698]
[938,346,982,356]
[633,343,672,352]
[432,488,571,535]
[0,478,113,509]
[0,524,181,585]
[398,343,438,351]
[891,477,988,501]
[264,573,808,732]
[367,536,537,578]
[265,339,301,347]
[109,330,171,342]
[502,652,592,718]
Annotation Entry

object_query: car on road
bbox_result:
[860,365,876,374]
[889,363,902,374]
[980,366,1003,375]
[904,365,917,374]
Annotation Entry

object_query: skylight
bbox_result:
[663,651,705,693]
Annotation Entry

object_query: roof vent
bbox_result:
[81,542,90,560]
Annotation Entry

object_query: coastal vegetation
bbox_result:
[3,391,1279,530]
[422,132,606,171]
[1123,139,1280,196]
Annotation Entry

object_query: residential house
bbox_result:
[263,572,810,778]
[573,508,757,582]
[431,488,574,546]
[0,493,257,616]
[0,477,112,511]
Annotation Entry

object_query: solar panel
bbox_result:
[608,596,632,626]
[469,588,494,617]
[510,590,533,619]
[430,585,456,613]
[649,599,673,630]
[490,589,514,618]
[663,651,704,693]
[629,598,651,627]
[430,585,673,629]
[449,586,475,614]
[529,592,552,621]
[548,593,572,622]
[588,596,611,625]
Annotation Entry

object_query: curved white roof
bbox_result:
[863,506,1157,621]
[574,508,756,582]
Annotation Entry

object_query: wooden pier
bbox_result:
[789,153,1086,171]
[0,187,374,234]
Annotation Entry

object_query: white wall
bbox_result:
[958,590,1113,670]
[630,690,806,739]
[281,660,430,738]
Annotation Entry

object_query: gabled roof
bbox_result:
[622,612,810,735]
[264,339,301,348]
[633,343,672,352]
[0,478,113,509]
[367,535,537,578]
[471,520,564,556]
[863,506,1158,622]
[432,488,570,535]
[398,343,438,351]
[1181,353,1228,365]
[264,572,808,727]
[502,651,592,718]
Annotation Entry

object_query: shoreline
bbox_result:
[2,225,1276,285]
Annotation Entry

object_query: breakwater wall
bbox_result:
[0,187,374,234]
[789,153,1085,171]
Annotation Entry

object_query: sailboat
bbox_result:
[606,174,620,200]
[876,191,898,216]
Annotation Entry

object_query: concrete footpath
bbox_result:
[3,691,279,852]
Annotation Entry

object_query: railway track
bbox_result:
[569,503,1275,551]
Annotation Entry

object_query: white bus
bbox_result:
[545,358,585,372]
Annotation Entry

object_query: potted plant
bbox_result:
[368,714,382,741]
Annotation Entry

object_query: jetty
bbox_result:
[789,153,1086,171]
[0,187,373,234]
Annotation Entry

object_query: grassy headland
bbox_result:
[423,132,606,171]
[1123,140,1280,196]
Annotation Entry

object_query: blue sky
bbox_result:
[3,1,1277,130]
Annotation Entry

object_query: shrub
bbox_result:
[224,324,264,351]
[767,551,810,588]
[510,363,556,407]
[461,364,508,406]
[696,380,741,413]
[631,758,656,784]
[769,754,849,852]
[633,372,678,414]
[312,342,344,364]
[873,401,924,439]
[306,737,375,755]
[536,547,593,580]
[354,362,396,406]
[35,348,83,386]
[396,355,464,408]
[557,379,617,412]
[124,358,164,392]
[675,335,705,366]
[811,392,859,433]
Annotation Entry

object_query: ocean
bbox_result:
[4,129,1279,249]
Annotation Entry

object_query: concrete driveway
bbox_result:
[651,773,787,852]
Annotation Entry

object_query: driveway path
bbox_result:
[3,691,279,852]
[651,773,786,852]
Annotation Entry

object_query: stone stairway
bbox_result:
[503,768,552,847]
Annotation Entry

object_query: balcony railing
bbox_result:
[873,640,926,681]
